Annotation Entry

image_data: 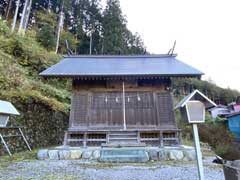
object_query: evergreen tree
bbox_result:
[69,0,102,54]
[35,11,57,50]
[37,23,56,50]
[0,0,146,55]
[102,0,145,55]
[102,0,128,54]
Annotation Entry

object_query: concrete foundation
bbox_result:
[37,145,196,162]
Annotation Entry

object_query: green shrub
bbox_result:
[215,144,230,157]
[0,19,10,35]
[59,30,78,54]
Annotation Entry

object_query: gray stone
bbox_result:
[232,160,240,168]
[37,149,49,160]
[48,150,59,160]
[158,149,168,161]
[92,150,100,160]
[148,149,159,161]
[59,150,71,160]
[82,150,93,159]
[183,150,196,161]
[99,148,149,163]
[70,150,82,159]
[168,150,184,161]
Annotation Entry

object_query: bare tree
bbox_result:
[23,0,32,31]
[55,5,64,54]
[5,0,13,19]
[18,0,29,34]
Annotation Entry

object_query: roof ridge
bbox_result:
[62,54,177,58]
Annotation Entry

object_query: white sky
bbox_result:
[114,0,240,91]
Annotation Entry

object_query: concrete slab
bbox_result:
[99,148,149,163]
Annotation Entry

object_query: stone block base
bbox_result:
[37,145,196,162]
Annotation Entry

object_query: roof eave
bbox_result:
[39,73,203,79]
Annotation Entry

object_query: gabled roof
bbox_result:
[175,89,217,109]
[226,111,240,118]
[39,55,204,78]
[208,104,228,111]
[0,100,20,115]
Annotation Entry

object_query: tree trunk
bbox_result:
[5,0,13,19]
[55,9,64,54]
[23,0,32,31]
[11,0,20,32]
[18,0,29,34]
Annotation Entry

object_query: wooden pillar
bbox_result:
[122,81,126,130]
[137,131,141,143]
[159,131,163,147]
[154,92,160,127]
[63,131,68,146]
[83,132,87,148]
[106,132,110,144]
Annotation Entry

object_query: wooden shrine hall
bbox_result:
[40,54,203,147]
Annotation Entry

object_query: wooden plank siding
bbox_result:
[69,90,177,131]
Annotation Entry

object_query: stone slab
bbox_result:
[37,149,49,160]
[48,150,59,160]
[59,150,71,160]
[70,150,82,159]
[99,148,149,163]
[82,150,93,159]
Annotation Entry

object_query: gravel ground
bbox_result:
[0,157,224,180]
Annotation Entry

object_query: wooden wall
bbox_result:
[69,78,177,130]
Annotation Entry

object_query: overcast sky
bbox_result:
[111,0,240,91]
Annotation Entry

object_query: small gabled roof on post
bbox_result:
[175,89,217,109]
[0,100,20,116]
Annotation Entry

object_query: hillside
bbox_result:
[0,19,70,154]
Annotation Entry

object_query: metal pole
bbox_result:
[122,81,126,130]
[192,124,204,180]
[11,0,20,32]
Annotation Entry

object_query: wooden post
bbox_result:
[83,132,87,148]
[137,131,141,143]
[122,81,126,130]
[0,134,12,156]
[192,124,204,180]
[159,131,163,147]
[63,131,68,146]
[18,128,32,151]
[106,132,109,144]
[177,131,182,145]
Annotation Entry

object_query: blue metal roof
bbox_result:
[39,55,204,78]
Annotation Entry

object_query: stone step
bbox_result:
[99,148,149,163]
[109,137,138,140]
[102,143,146,148]
[109,133,137,136]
